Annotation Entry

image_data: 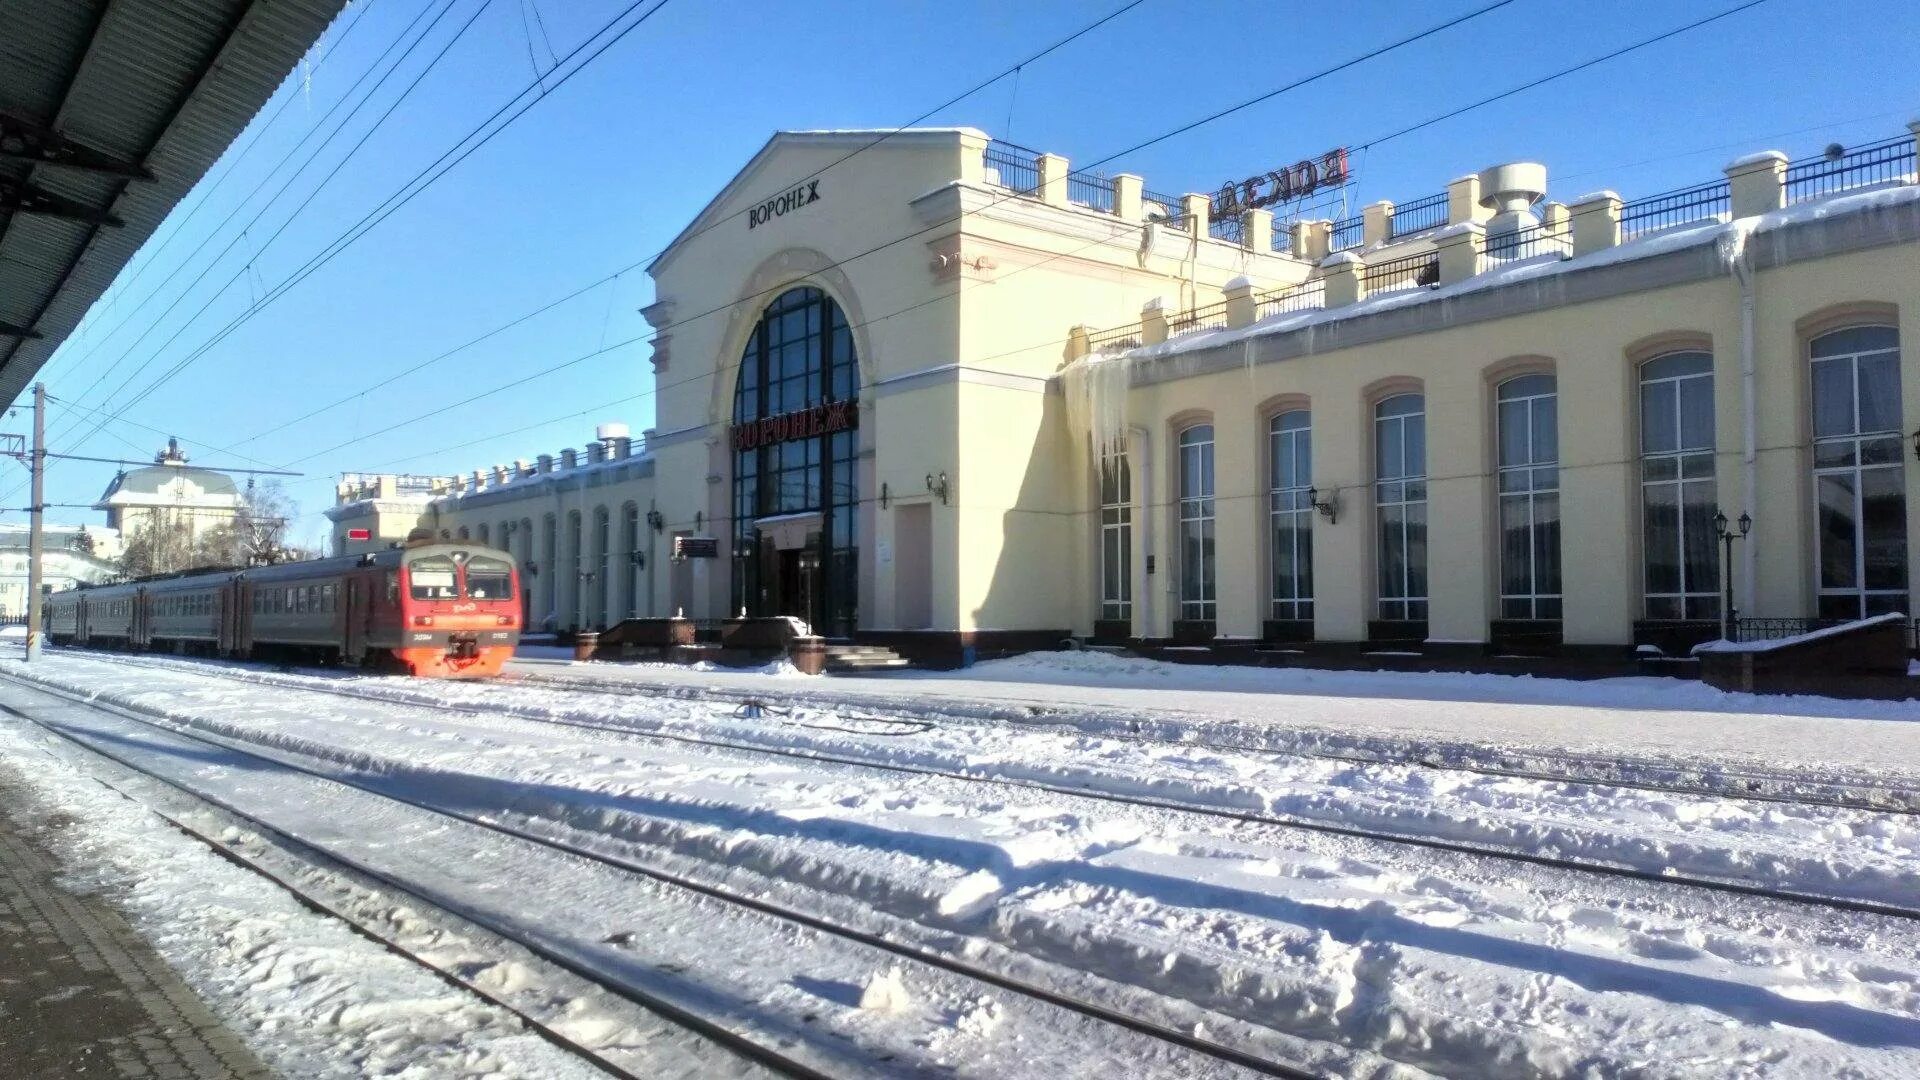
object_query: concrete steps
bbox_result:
[823,644,910,673]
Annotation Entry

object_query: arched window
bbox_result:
[1497,374,1560,620]
[1269,410,1312,621]
[1811,325,1907,618]
[1177,424,1216,622]
[1374,394,1427,622]
[540,514,557,626]
[621,503,641,619]
[1639,351,1717,620]
[456,526,470,540]
[565,510,583,629]
[591,507,611,628]
[1098,448,1131,623]
[730,286,861,636]
[477,523,490,546]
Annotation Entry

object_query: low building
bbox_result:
[0,523,120,619]
[331,122,1920,664]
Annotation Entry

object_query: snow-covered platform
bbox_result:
[509,648,1920,796]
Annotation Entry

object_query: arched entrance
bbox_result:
[729,285,860,637]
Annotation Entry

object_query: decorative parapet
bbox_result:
[1242,208,1273,254]
[1448,173,1490,225]
[1037,152,1069,207]
[1569,191,1622,257]
[1223,277,1257,328]
[1141,297,1171,344]
[1292,220,1331,262]
[1363,200,1393,246]
[1431,222,1484,286]
[1320,252,1364,307]
[1725,150,1788,217]
[1112,174,1143,222]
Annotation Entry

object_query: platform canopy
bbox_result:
[0,0,348,409]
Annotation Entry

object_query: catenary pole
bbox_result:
[26,383,45,661]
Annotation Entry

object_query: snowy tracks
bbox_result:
[0,670,1313,1079]
[10,653,1920,1076]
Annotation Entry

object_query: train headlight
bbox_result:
[413,615,434,627]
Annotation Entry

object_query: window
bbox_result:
[1497,374,1561,620]
[730,286,861,636]
[1177,425,1216,622]
[1269,410,1313,621]
[409,556,458,600]
[622,504,641,620]
[592,507,611,628]
[478,524,490,546]
[1375,394,1427,621]
[1640,351,1718,620]
[465,556,515,600]
[1811,325,1907,619]
[565,511,583,626]
[1098,450,1132,622]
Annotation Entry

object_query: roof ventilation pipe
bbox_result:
[1478,162,1547,261]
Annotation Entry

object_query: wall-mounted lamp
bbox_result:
[926,471,950,505]
[879,481,890,509]
[1307,485,1339,525]
[646,508,664,533]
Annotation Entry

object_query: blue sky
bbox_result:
[11,0,1919,545]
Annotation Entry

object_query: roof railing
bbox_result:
[1618,179,1730,240]
[1784,135,1917,204]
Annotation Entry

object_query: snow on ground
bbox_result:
[0,713,610,1080]
[5,651,1920,1077]
[506,647,1920,802]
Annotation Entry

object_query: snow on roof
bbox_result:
[1119,182,1920,368]
[1725,150,1788,169]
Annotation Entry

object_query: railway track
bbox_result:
[510,664,1920,816]
[0,668,1326,1080]
[32,651,1920,926]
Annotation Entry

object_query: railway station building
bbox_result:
[331,122,1920,665]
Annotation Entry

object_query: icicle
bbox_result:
[1061,350,1134,460]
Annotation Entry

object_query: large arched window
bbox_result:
[1640,351,1717,620]
[1177,424,1216,623]
[1269,410,1312,622]
[1496,374,1560,620]
[1374,394,1427,622]
[731,286,860,636]
[1812,325,1907,618]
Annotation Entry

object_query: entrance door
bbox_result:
[773,548,821,629]
[345,579,367,660]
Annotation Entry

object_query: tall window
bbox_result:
[591,507,610,628]
[730,286,860,636]
[1497,374,1561,620]
[1375,394,1427,621]
[1098,450,1132,622]
[1640,351,1718,620]
[1269,410,1313,621]
[1812,325,1907,619]
[1177,424,1216,622]
[622,504,641,620]
[539,514,556,621]
[565,510,582,627]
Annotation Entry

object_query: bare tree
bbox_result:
[199,482,299,567]
[119,506,200,578]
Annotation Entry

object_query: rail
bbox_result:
[1328,214,1365,252]
[1068,171,1115,212]
[1482,219,1572,265]
[1142,187,1186,229]
[1254,277,1326,321]
[1619,179,1730,240]
[1086,321,1144,352]
[1388,191,1449,237]
[1207,214,1244,245]
[1361,250,1439,294]
[982,139,1040,195]
[1785,135,1917,204]
[1734,616,1920,650]
[1168,298,1231,335]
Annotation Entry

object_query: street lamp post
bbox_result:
[1714,509,1752,641]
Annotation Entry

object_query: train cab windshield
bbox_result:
[464,556,514,601]
[408,555,459,600]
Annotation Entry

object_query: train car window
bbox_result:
[464,556,514,600]
[323,584,337,612]
[408,556,458,600]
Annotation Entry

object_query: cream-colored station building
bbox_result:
[330,123,1920,665]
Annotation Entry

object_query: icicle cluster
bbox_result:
[1060,351,1134,460]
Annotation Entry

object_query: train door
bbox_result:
[344,577,367,661]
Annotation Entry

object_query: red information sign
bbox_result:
[346,527,371,541]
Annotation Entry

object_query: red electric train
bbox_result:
[46,535,521,678]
